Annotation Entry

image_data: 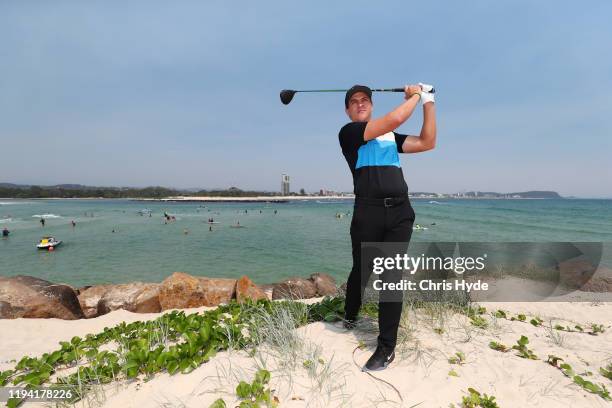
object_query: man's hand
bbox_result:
[418,82,435,104]
[400,82,436,153]
[418,82,434,93]
[363,85,421,141]
[404,84,421,100]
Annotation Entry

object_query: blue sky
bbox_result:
[1,1,610,197]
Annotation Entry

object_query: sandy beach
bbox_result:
[1,294,610,408]
[136,196,353,203]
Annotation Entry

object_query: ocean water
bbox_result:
[1,198,611,287]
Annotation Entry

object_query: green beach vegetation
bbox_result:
[454,388,499,408]
[0,297,346,407]
[1,293,610,406]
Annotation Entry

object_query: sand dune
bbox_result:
[1,298,610,407]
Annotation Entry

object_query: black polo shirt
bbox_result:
[339,121,409,198]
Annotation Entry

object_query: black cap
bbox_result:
[345,85,372,108]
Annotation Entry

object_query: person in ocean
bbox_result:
[40,218,45,227]
[2,227,9,237]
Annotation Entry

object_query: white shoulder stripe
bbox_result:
[375,132,395,142]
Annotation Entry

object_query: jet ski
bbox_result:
[37,236,62,249]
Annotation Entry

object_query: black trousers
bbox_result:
[344,198,415,350]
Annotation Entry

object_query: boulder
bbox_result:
[0,300,23,319]
[580,276,612,292]
[309,273,337,296]
[97,282,161,315]
[272,277,317,300]
[235,276,267,303]
[158,272,237,310]
[78,284,113,318]
[558,258,598,289]
[0,275,84,319]
[578,266,612,292]
[260,284,275,301]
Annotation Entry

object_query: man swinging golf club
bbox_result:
[339,83,436,371]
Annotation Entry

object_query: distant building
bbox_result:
[281,174,290,195]
[318,189,341,196]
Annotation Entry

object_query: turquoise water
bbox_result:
[1,199,612,287]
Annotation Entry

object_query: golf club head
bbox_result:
[280,89,296,105]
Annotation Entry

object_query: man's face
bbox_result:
[345,92,372,122]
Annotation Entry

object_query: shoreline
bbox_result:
[5,197,611,202]
[134,195,353,203]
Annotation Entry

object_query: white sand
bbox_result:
[1,298,610,407]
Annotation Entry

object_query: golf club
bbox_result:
[280,86,435,105]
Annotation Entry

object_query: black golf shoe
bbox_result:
[343,318,357,330]
[363,345,395,371]
[343,313,359,330]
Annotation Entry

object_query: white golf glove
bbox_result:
[419,82,435,104]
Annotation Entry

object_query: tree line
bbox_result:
[0,185,282,199]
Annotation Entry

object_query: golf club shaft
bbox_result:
[294,88,405,93]
[280,86,434,105]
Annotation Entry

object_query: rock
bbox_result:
[272,277,317,300]
[158,272,237,310]
[78,284,113,318]
[558,258,598,289]
[235,276,267,303]
[0,300,23,319]
[581,276,612,292]
[72,285,94,296]
[0,275,84,319]
[97,283,161,315]
[260,284,275,301]
[309,273,337,296]
[556,259,612,293]
[578,266,612,292]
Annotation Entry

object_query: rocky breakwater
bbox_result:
[0,275,84,319]
[0,272,340,320]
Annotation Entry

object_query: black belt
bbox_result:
[355,195,408,208]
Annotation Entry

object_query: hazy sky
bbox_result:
[1,1,610,197]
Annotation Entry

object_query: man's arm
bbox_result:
[363,85,421,142]
[401,102,436,153]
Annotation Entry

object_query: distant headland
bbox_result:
[0,183,563,200]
